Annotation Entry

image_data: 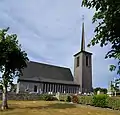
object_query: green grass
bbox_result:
[0,101,120,115]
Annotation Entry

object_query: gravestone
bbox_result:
[56,92,60,100]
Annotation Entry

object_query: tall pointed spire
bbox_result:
[81,15,85,51]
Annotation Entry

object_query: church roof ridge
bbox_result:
[29,60,70,70]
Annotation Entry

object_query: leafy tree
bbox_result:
[94,87,107,94]
[9,83,17,92]
[82,0,120,75]
[110,80,118,96]
[102,88,108,94]
[0,27,29,110]
[110,79,120,93]
[93,87,101,94]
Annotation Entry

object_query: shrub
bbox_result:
[39,94,44,100]
[92,94,108,108]
[107,97,120,110]
[71,95,79,103]
[59,94,67,101]
[66,95,71,102]
[39,94,58,101]
[78,96,93,105]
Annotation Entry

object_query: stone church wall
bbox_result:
[17,81,43,94]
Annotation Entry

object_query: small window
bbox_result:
[89,56,91,66]
[76,56,79,67]
[34,85,37,92]
[86,56,89,66]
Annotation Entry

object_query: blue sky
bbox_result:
[0,0,117,88]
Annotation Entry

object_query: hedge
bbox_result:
[59,94,120,110]
[66,95,71,102]
[78,95,120,110]
[107,97,120,110]
[92,94,108,108]
[0,93,58,101]
[78,96,93,105]
[39,94,58,101]
[59,94,68,101]
[1,93,120,110]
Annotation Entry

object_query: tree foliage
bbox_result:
[9,83,17,92]
[94,87,107,94]
[0,27,29,109]
[0,85,3,91]
[110,79,120,92]
[82,0,120,75]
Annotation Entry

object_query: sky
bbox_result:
[0,0,117,88]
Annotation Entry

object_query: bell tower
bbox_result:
[74,17,92,93]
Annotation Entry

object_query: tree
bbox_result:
[0,85,3,91]
[110,78,120,96]
[82,0,120,75]
[0,27,29,110]
[93,87,101,94]
[93,87,107,94]
[102,88,108,94]
[8,83,17,92]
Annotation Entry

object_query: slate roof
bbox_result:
[19,61,78,85]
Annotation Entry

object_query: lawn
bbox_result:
[0,101,120,115]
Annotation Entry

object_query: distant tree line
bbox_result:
[93,87,107,94]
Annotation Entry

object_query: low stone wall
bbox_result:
[0,93,41,100]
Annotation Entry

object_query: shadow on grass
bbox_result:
[0,104,18,111]
[0,102,77,111]
[25,103,76,110]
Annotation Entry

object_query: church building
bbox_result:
[16,22,93,94]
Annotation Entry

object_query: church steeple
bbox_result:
[74,15,92,93]
[81,16,85,51]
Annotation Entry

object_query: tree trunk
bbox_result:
[1,86,8,110]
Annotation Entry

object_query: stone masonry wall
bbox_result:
[0,93,41,100]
